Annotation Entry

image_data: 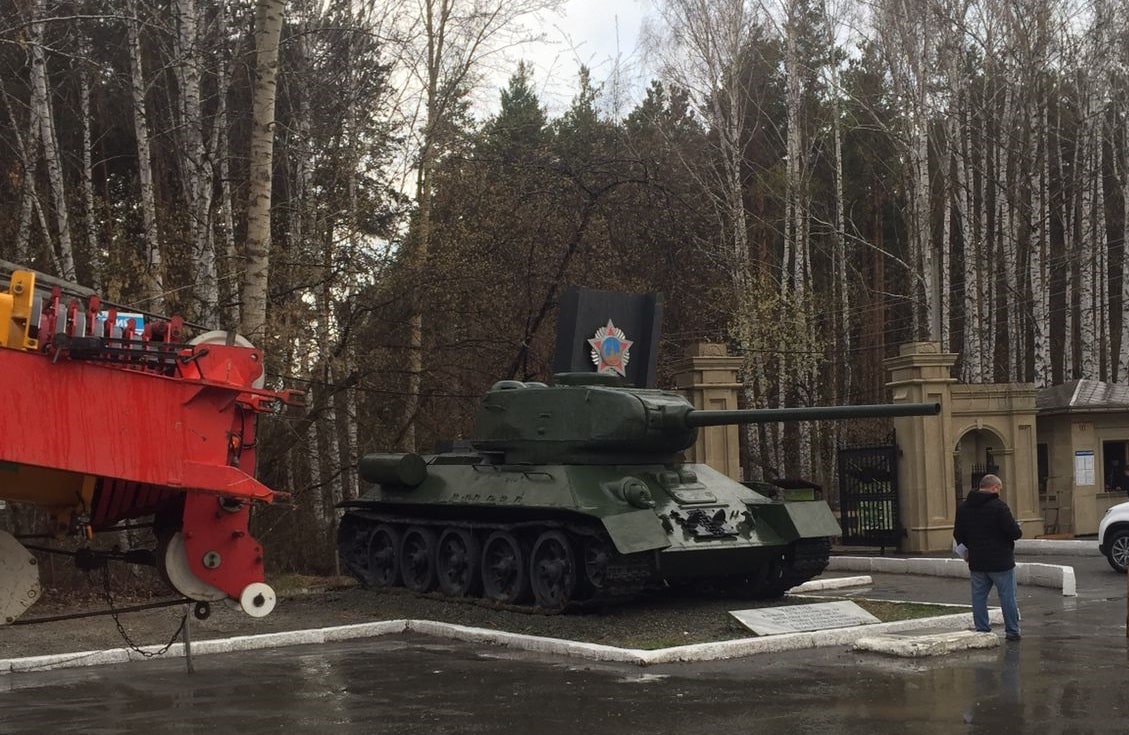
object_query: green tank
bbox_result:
[337,373,939,611]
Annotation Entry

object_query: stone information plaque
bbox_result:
[730,601,881,636]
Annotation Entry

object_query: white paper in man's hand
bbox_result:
[952,540,969,560]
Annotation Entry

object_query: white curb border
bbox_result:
[9,552,1065,674]
[828,556,1077,596]
[0,604,1002,673]
[1015,539,1099,556]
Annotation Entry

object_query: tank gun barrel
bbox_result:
[684,401,940,428]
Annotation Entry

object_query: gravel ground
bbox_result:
[1,581,832,660]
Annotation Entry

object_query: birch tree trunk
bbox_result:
[215,1,239,328]
[915,109,935,340]
[1,79,49,267]
[175,0,219,324]
[397,0,563,451]
[305,408,326,530]
[1032,95,1052,387]
[827,0,848,489]
[1120,107,1129,382]
[29,0,76,280]
[1096,128,1110,380]
[1079,108,1098,379]
[781,0,804,472]
[877,0,934,341]
[960,101,982,382]
[1055,100,1075,379]
[979,99,995,380]
[998,87,1018,382]
[342,344,360,502]
[241,0,285,342]
[650,0,773,474]
[77,39,100,290]
[126,0,164,310]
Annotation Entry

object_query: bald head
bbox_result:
[979,474,1003,494]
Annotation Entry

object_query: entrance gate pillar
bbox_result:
[885,342,958,553]
[672,343,744,480]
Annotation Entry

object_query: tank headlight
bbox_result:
[620,478,655,509]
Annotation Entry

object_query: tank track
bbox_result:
[337,511,658,613]
[778,536,832,591]
[719,536,833,600]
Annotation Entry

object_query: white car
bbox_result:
[1099,501,1129,572]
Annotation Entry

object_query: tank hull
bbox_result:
[337,454,841,611]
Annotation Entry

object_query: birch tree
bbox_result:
[76,37,101,290]
[29,0,76,280]
[1114,0,1129,382]
[241,0,286,342]
[393,0,563,452]
[125,0,164,310]
[648,0,777,478]
[173,0,219,324]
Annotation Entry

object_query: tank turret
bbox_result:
[471,373,939,463]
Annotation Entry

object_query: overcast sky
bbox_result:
[487,0,653,117]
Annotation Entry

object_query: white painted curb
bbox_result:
[791,575,872,592]
[0,603,1001,673]
[829,556,1077,596]
[853,630,1001,657]
[1015,539,1100,556]
[10,553,1057,673]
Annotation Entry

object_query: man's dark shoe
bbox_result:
[1005,633,1021,641]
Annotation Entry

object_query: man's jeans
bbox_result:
[970,568,1020,636]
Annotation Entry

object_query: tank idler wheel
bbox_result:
[530,530,577,611]
[399,526,438,592]
[337,517,374,585]
[436,528,481,597]
[368,524,402,587]
[481,531,529,604]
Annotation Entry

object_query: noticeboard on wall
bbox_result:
[1074,449,1095,486]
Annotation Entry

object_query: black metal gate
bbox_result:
[838,434,901,549]
[961,462,999,506]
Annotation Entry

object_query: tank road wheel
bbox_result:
[399,526,438,592]
[751,551,789,599]
[582,536,612,592]
[481,531,529,604]
[368,524,402,587]
[436,528,481,597]
[726,551,786,600]
[530,531,577,611]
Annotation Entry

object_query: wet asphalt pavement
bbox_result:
[2,552,1127,735]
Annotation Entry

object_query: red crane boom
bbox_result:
[0,266,301,623]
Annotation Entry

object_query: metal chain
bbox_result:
[97,566,186,657]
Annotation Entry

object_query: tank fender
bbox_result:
[751,502,842,541]
[599,510,673,554]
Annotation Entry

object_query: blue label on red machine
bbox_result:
[96,311,145,335]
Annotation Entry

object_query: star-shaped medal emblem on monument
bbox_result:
[588,319,633,377]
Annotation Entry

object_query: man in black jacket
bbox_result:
[953,473,1023,641]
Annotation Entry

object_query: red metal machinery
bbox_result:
[0,265,301,623]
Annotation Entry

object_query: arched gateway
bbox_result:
[673,341,1044,554]
[885,342,1041,552]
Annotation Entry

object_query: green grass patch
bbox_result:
[608,596,966,650]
